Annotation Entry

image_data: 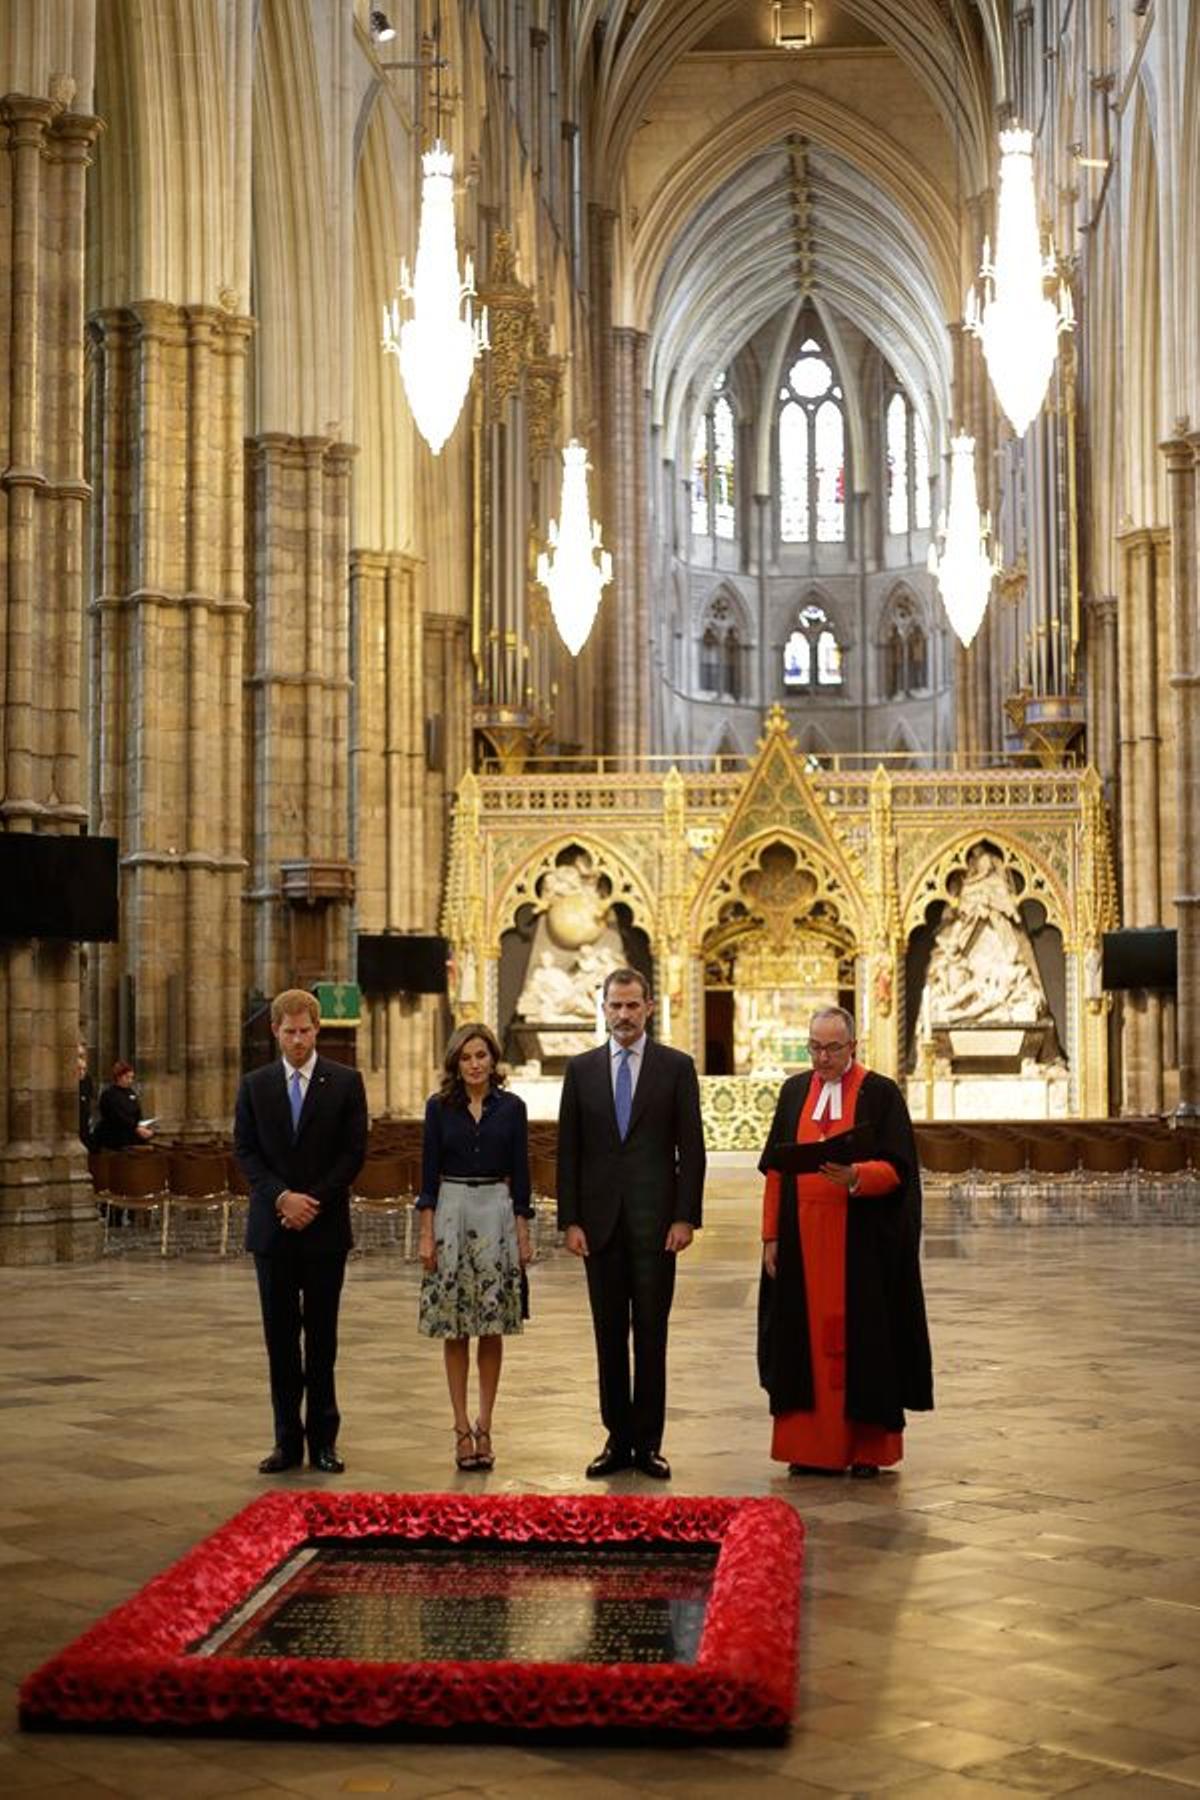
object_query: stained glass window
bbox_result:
[780,402,809,542]
[814,401,845,542]
[692,415,710,536]
[913,413,931,528]
[887,392,908,535]
[693,380,736,539]
[783,602,842,690]
[783,629,811,686]
[713,398,735,539]
[778,340,845,545]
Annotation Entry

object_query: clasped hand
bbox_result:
[278,1190,320,1230]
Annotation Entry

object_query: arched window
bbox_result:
[699,626,721,691]
[778,339,846,544]
[698,592,744,699]
[886,393,908,535]
[691,417,710,536]
[784,601,842,691]
[691,376,736,541]
[879,590,929,698]
[885,382,932,534]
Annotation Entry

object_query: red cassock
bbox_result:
[761,1061,904,1470]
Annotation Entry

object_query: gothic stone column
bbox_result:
[244,434,356,998]
[1162,433,1200,1121]
[609,327,651,759]
[0,97,102,1262]
[1114,527,1168,1114]
[350,549,443,1119]
[89,301,251,1139]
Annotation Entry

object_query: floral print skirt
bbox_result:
[418,1177,523,1339]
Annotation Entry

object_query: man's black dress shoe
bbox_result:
[258,1446,303,1474]
[634,1449,671,1480]
[850,1462,880,1480]
[585,1442,632,1478]
[310,1446,345,1473]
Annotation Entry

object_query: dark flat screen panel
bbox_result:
[0,835,119,941]
[1101,928,1177,991]
[357,933,448,994]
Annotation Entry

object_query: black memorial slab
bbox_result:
[194,1540,717,1667]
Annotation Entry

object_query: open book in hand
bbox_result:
[761,1128,868,1175]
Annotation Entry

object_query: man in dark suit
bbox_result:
[557,967,706,1480]
[234,988,368,1474]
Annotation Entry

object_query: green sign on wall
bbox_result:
[314,981,360,1025]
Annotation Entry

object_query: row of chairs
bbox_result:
[89,1145,562,1259]
[914,1122,1197,1221]
[90,1147,244,1256]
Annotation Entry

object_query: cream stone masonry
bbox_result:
[88,300,252,1142]
[244,433,356,996]
[0,94,102,1263]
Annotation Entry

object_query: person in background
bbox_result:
[417,1023,533,1473]
[758,1005,932,1478]
[93,1062,153,1149]
[77,1042,95,1149]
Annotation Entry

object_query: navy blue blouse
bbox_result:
[417,1087,533,1216]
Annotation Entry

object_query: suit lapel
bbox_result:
[589,1043,622,1142]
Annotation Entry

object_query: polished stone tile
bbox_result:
[3,1176,1199,1796]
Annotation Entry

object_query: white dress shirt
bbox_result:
[283,1050,318,1105]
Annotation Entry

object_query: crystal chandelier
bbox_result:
[382,141,487,455]
[537,441,613,656]
[964,127,1073,437]
[928,435,1000,648]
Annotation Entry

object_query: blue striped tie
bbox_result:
[615,1048,633,1140]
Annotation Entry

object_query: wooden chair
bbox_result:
[915,1130,974,1176]
[351,1153,412,1255]
[166,1149,233,1254]
[223,1153,251,1254]
[102,1149,171,1254]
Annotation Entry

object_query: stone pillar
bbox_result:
[350,549,442,1119]
[89,301,252,1138]
[610,327,651,759]
[244,434,356,1000]
[1114,527,1167,1113]
[1086,594,1119,788]
[1162,433,1200,1121]
[0,96,102,1263]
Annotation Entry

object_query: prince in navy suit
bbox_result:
[234,988,368,1473]
[557,968,706,1479]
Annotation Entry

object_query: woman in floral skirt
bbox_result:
[417,1023,533,1470]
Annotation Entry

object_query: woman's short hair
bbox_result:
[438,1022,507,1105]
[110,1060,135,1082]
[271,988,320,1028]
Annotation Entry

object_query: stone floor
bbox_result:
[3,1159,1200,1797]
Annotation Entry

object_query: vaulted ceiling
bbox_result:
[575,0,1010,464]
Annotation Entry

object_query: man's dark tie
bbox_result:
[289,1068,304,1135]
[615,1047,633,1140]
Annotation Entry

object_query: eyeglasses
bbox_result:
[807,1039,853,1057]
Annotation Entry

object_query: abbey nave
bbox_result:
[3,4,1200,1793]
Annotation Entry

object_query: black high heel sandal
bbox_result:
[455,1427,479,1471]
[473,1422,495,1470]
